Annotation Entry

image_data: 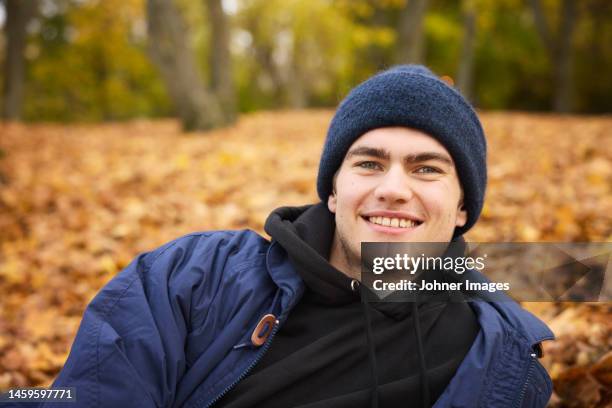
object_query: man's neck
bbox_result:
[328,235,361,281]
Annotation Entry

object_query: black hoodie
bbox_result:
[215,204,480,408]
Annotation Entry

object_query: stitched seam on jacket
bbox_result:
[94,270,140,408]
[481,333,528,407]
[475,328,508,408]
[481,331,508,407]
[188,244,266,332]
[94,239,184,408]
[187,254,268,355]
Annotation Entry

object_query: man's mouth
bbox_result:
[364,216,423,229]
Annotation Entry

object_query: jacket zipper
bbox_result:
[203,319,280,408]
[513,357,535,408]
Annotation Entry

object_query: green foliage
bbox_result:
[572,0,612,113]
[423,11,463,76]
[23,0,170,121]
[473,1,551,110]
[235,0,393,109]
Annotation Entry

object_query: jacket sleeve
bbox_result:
[40,234,211,408]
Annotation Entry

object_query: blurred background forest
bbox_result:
[1,0,612,126]
[0,0,611,407]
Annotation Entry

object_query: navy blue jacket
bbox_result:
[34,229,554,407]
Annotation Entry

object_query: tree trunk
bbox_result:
[286,34,307,109]
[552,0,577,112]
[147,0,223,131]
[285,60,307,109]
[2,0,37,121]
[396,0,429,64]
[244,15,284,107]
[529,0,577,112]
[205,0,236,123]
[456,0,476,101]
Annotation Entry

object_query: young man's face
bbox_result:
[328,127,467,272]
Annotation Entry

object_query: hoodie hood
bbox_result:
[264,202,358,305]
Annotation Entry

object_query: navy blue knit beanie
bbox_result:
[317,65,487,236]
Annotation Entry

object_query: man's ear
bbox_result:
[456,202,467,227]
[328,191,337,214]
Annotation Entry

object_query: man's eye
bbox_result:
[357,161,382,170]
[415,166,441,174]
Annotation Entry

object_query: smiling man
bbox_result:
[39,66,554,408]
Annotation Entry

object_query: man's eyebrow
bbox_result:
[346,147,453,166]
[404,152,453,166]
[345,146,390,160]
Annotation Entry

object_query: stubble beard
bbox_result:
[336,228,362,281]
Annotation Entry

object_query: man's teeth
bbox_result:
[367,216,418,228]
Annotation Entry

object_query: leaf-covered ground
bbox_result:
[0,111,611,406]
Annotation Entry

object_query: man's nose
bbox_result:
[373,166,414,204]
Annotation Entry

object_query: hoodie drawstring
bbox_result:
[413,300,430,408]
[360,284,379,408]
[358,282,431,408]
